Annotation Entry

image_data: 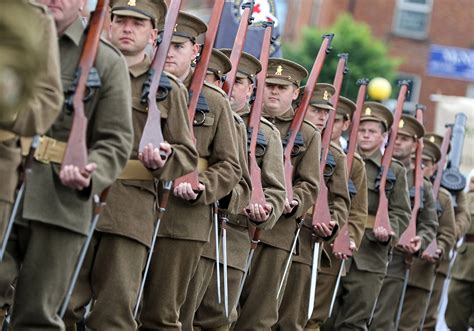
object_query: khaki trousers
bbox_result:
[64,232,147,330]
[369,276,403,331]
[8,222,84,330]
[194,264,243,329]
[233,244,288,331]
[399,285,430,331]
[305,272,338,329]
[445,278,474,330]
[422,272,445,330]
[0,202,17,309]
[139,237,205,331]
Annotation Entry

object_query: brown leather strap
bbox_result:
[465,234,474,243]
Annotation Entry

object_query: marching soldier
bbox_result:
[234,58,321,330]
[331,102,411,330]
[422,133,471,330]
[309,96,368,331]
[193,49,287,330]
[179,48,251,329]
[445,175,474,330]
[276,84,350,330]
[398,138,456,330]
[138,11,242,329]
[370,114,438,330]
[63,1,198,329]
[0,0,63,324]
[4,0,134,328]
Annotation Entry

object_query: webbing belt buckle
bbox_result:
[34,136,57,164]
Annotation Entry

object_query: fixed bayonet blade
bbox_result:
[307,241,320,320]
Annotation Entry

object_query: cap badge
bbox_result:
[429,136,435,143]
[275,65,283,76]
[364,107,372,116]
[174,24,178,32]
[323,90,329,101]
[399,119,405,128]
[127,0,136,6]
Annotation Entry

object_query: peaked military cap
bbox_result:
[336,96,356,120]
[207,48,232,80]
[220,49,262,80]
[422,138,442,163]
[170,11,207,43]
[308,83,336,111]
[110,0,167,27]
[360,101,393,131]
[266,58,308,87]
[425,132,451,153]
[398,115,425,139]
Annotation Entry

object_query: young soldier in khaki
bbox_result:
[370,115,438,330]
[445,178,474,330]
[331,103,411,330]
[276,84,350,330]
[308,96,368,331]
[398,139,456,330]
[192,50,287,330]
[234,58,321,330]
[63,1,198,329]
[422,133,471,331]
[0,0,63,324]
[139,12,241,330]
[5,0,134,329]
[179,48,251,329]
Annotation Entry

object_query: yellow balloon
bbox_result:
[368,77,392,101]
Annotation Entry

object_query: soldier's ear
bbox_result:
[292,87,300,100]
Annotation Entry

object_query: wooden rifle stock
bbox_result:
[398,104,425,247]
[373,81,410,235]
[61,0,109,171]
[423,125,452,258]
[222,1,254,96]
[332,79,369,256]
[283,33,334,202]
[247,22,273,210]
[311,54,348,229]
[175,0,225,189]
[139,0,182,153]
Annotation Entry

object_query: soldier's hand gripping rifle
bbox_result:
[60,0,109,172]
[0,136,40,261]
[276,33,334,300]
[394,104,425,331]
[235,22,274,308]
[372,81,410,239]
[307,54,348,320]
[59,188,110,318]
[441,112,467,193]
[139,0,183,158]
[173,0,225,191]
[328,78,369,318]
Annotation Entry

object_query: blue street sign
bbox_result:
[427,44,474,82]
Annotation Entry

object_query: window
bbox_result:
[393,0,433,39]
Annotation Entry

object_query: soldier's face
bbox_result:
[230,77,253,112]
[357,121,386,154]
[394,134,416,162]
[331,118,350,142]
[109,16,157,56]
[263,83,299,115]
[166,41,200,79]
[40,0,85,31]
[422,159,436,177]
[305,105,330,131]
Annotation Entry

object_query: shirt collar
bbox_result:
[129,54,151,78]
[61,16,85,46]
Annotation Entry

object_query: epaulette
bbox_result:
[302,119,319,132]
[203,81,227,97]
[353,152,364,163]
[163,71,182,87]
[260,116,278,132]
[232,112,245,126]
[28,0,48,13]
[99,36,123,57]
[391,158,405,169]
[330,141,345,156]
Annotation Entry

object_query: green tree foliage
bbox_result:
[283,14,400,101]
